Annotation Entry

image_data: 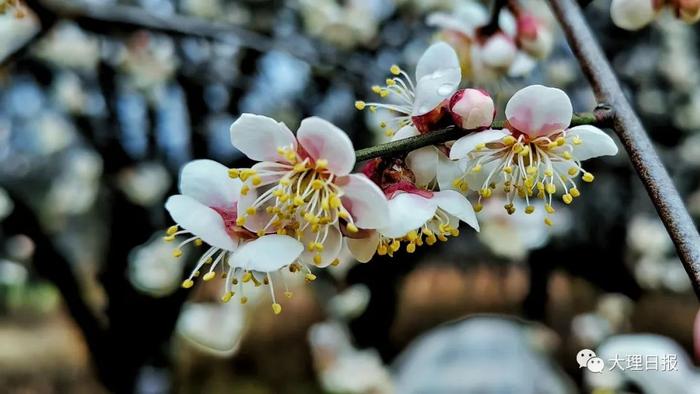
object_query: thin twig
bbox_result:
[355,106,614,162]
[549,0,700,298]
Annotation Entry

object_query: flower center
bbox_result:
[377,208,460,256]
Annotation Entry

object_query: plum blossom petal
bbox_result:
[338,174,389,229]
[431,190,480,231]
[449,129,510,159]
[300,224,343,268]
[391,125,420,141]
[567,125,619,161]
[406,146,439,187]
[505,85,572,137]
[230,234,303,273]
[412,42,461,116]
[380,193,437,238]
[296,116,356,175]
[180,159,241,209]
[165,195,238,251]
[610,0,655,30]
[236,185,276,233]
[437,151,467,191]
[230,113,297,162]
[346,230,380,263]
[479,34,517,69]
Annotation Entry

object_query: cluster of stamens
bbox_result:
[228,146,354,267]
[354,65,416,138]
[377,209,460,256]
[453,131,594,225]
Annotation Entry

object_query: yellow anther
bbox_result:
[203,272,216,281]
[369,106,377,113]
[240,296,248,304]
[475,143,486,151]
[426,235,437,245]
[166,225,179,235]
[307,242,316,251]
[276,228,287,235]
[390,64,401,75]
[556,137,566,146]
[293,196,305,206]
[407,230,418,242]
[305,273,317,282]
[459,182,468,192]
[284,291,293,299]
[568,167,579,176]
[236,216,247,226]
[562,194,573,204]
[251,175,262,185]
[293,162,307,172]
[246,207,256,215]
[406,243,416,253]
[355,100,366,110]
[239,169,254,181]
[384,129,395,137]
[313,253,322,265]
[228,168,240,179]
[471,164,482,173]
[544,169,553,177]
[172,248,183,258]
[474,203,483,212]
[570,187,581,197]
[503,166,513,174]
[163,235,175,242]
[527,166,537,176]
[545,204,555,214]
[502,135,516,145]
[518,145,530,157]
[221,291,234,303]
[513,143,524,153]
[371,85,382,94]
[562,151,572,160]
[379,89,389,97]
[385,78,396,86]
[379,121,387,128]
[347,223,359,233]
[331,258,340,266]
[241,184,249,196]
[315,159,328,170]
[272,303,282,315]
[181,279,194,288]
[525,205,535,214]
[377,244,388,255]
[311,179,325,190]
[194,239,203,247]
[329,195,342,209]
[536,182,545,191]
[544,217,553,226]
[582,172,595,182]
[390,240,401,252]
[480,188,492,198]
[242,272,253,283]
[573,136,583,145]
[545,183,556,194]
[450,227,460,237]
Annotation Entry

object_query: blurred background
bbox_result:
[0,0,699,392]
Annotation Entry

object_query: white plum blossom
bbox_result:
[354,41,461,135]
[448,85,618,224]
[610,0,700,30]
[164,159,306,314]
[229,114,389,268]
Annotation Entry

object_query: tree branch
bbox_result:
[549,0,700,299]
[354,106,614,162]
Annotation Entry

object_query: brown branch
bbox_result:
[549,0,700,298]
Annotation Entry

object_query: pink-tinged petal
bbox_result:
[346,230,380,263]
[505,85,572,137]
[611,0,655,30]
[379,193,437,238]
[449,129,510,159]
[230,235,303,272]
[229,114,297,162]
[165,195,238,251]
[406,146,439,187]
[449,88,495,130]
[338,174,389,229]
[567,125,618,161]
[507,52,537,77]
[432,190,479,231]
[436,151,467,191]
[479,34,517,69]
[180,159,241,209]
[413,42,461,116]
[300,224,343,268]
[391,125,420,142]
[236,185,277,233]
[296,116,355,175]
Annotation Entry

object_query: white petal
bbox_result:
[611,0,655,30]
[338,174,389,229]
[165,195,238,250]
[379,193,437,238]
[300,224,343,268]
[480,34,517,69]
[179,159,241,209]
[432,190,480,231]
[498,9,517,37]
[406,146,439,187]
[425,12,474,36]
[567,125,619,161]
[229,114,297,162]
[296,116,355,175]
[436,151,467,191]
[391,125,420,142]
[505,85,573,138]
[449,129,510,159]
[412,42,461,116]
[507,52,537,77]
[230,235,303,272]
[346,231,380,263]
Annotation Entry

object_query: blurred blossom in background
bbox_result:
[0,0,699,393]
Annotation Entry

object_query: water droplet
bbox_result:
[437,83,455,96]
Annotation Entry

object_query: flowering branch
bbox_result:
[354,106,614,162]
[549,0,700,298]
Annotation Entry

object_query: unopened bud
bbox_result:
[677,0,700,22]
[610,0,657,30]
[449,88,495,130]
[479,33,517,69]
[516,13,553,59]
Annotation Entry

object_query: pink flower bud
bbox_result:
[448,88,495,130]
[677,0,700,22]
[516,13,553,59]
[479,33,517,69]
